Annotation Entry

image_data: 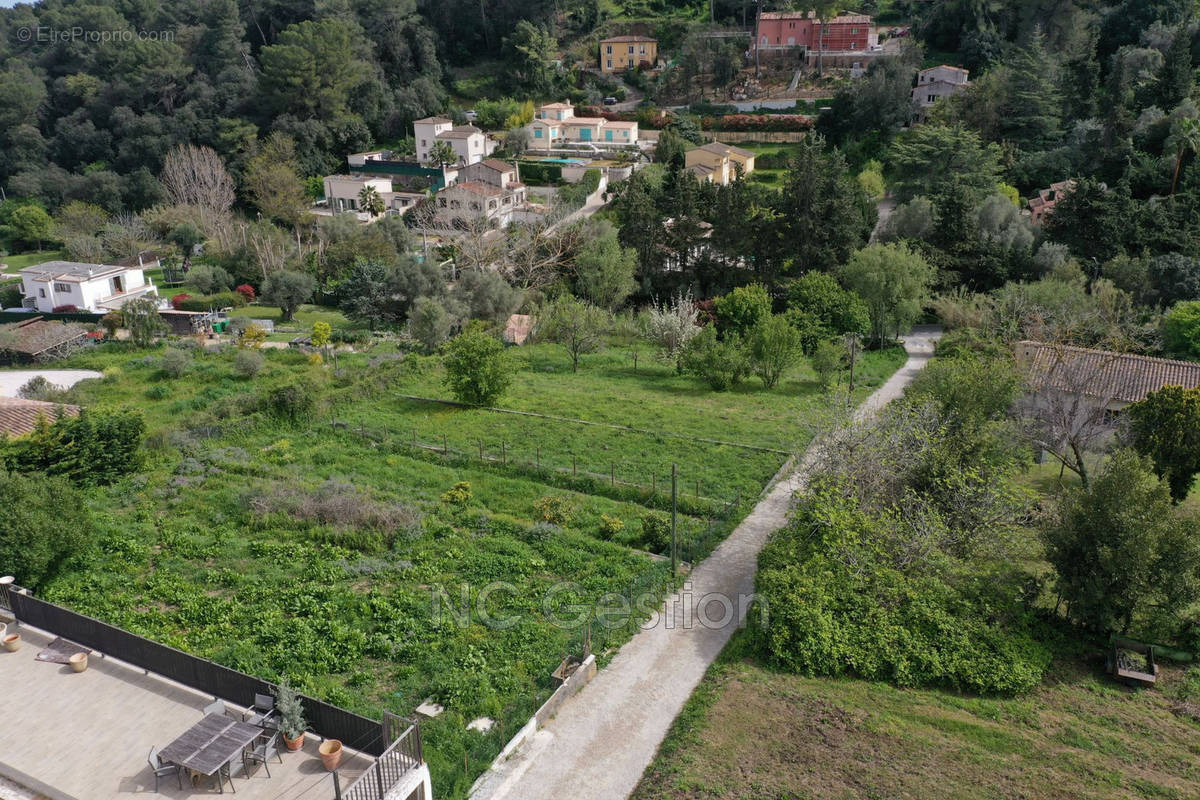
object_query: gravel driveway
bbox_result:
[469,328,942,800]
[0,370,103,397]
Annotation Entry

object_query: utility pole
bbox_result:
[671,463,678,575]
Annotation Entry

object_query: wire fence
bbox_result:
[323,416,750,521]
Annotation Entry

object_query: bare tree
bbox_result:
[160,144,236,220]
[647,291,701,367]
[247,221,293,278]
[1016,341,1123,487]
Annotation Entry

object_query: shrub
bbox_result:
[51,304,78,313]
[238,322,267,350]
[264,381,320,423]
[234,349,264,378]
[145,384,171,400]
[810,339,846,389]
[188,264,234,295]
[6,409,145,487]
[714,283,771,338]
[161,347,191,378]
[0,470,96,589]
[235,283,257,303]
[440,481,473,505]
[331,328,369,345]
[598,514,624,540]
[17,375,61,401]
[639,512,670,553]
[681,326,749,391]
[174,291,248,312]
[123,297,165,347]
[534,495,574,525]
[749,315,803,389]
[171,293,192,310]
[442,328,512,406]
[1164,300,1200,359]
[100,312,123,337]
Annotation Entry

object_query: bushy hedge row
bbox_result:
[173,291,248,311]
[754,487,1051,695]
[702,114,814,132]
[517,161,563,185]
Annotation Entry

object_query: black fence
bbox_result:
[8,586,388,757]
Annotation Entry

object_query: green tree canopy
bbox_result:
[839,243,935,346]
[1128,385,1200,502]
[887,124,1002,203]
[442,327,512,405]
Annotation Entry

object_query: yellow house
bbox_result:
[684,142,756,185]
[600,35,658,73]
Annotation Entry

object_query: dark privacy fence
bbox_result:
[7,586,387,757]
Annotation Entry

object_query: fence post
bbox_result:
[502,441,507,465]
[610,462,615,486]
[332,771,342,800]
[572,454,576,476]
[376,761,386,798]
[696,480,700,499]
[412,430,417,450]
[479,440,484,461]
[671,464,677,575]
[442,433,448,454]
[536,447,540,469]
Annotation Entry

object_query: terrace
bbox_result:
[0,584,430,800]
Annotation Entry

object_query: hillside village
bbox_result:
[3,0,1200,799]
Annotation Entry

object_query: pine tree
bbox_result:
[999,28,1063,150]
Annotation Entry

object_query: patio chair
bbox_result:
[245,693,279,729]
[148,746,183,792]
[242,731,282,778]
[203,700,227,718]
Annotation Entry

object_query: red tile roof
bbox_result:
[600,35,656,43]
[1017,341,1200,405]
[0,397,80,438]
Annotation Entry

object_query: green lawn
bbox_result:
[229,303,352,330]
[634,635,1200,800]
[27,336,903,799]
[2,249,66,272]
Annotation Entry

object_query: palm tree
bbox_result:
[429,141,458,168]
[358,185,385,217]
[1170,116,1200,195]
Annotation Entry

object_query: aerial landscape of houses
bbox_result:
[4,1,1200,799]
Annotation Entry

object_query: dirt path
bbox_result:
[469,328,941,800]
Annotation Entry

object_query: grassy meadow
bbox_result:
[22,333,903,798]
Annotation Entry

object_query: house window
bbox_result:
[606,59,612,69]
[628,45,634,54]
[54,283,71,293]
[534,128,543,138]
[421,139,427,147]
[489,200,496,209]
[606,45,612,54]
[470,201,480,211]
[639,46,646,54]
[38,288,45,298]
[438,198,447,207]
[927,94,936,103]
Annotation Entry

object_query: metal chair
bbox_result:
[245,693,278,729]
[203,700,226,717]
[148,746,182,791]
[242,731,282,778]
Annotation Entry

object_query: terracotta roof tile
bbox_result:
[1017,341,1200,405]
[0,397,80,438]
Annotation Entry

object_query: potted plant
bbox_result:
[273,681,307,751]
[2,633,20,652]
[69,652,88,672]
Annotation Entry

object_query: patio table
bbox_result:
[159,713,263,793]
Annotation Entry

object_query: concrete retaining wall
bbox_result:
[468,654,597,798]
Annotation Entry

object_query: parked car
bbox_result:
[603,96,618,105]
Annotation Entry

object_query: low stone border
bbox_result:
[469,654,597,796]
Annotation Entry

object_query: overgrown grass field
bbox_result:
[633,634,1200,800]
[26,336,903,798]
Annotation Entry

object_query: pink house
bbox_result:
[1028,180,1076,225]
[753,11,876,54]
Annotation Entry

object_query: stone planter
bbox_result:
[3,633,20,652]
[318,739,343,771]
[69,652,88,672]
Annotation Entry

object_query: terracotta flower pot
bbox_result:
[283,732,305,751]
[69,652,88,672]
[2,634,20,652]
[318,739,343,771]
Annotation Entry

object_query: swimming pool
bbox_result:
[533,157,589,166]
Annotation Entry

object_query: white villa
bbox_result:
[527,101,639,151]
[433,159,527,229]
[19,260,159,313]
[322,174,427,218]
[413,116,498,166]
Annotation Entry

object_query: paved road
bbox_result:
[470,328,942,800]
[0,369,103,397]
